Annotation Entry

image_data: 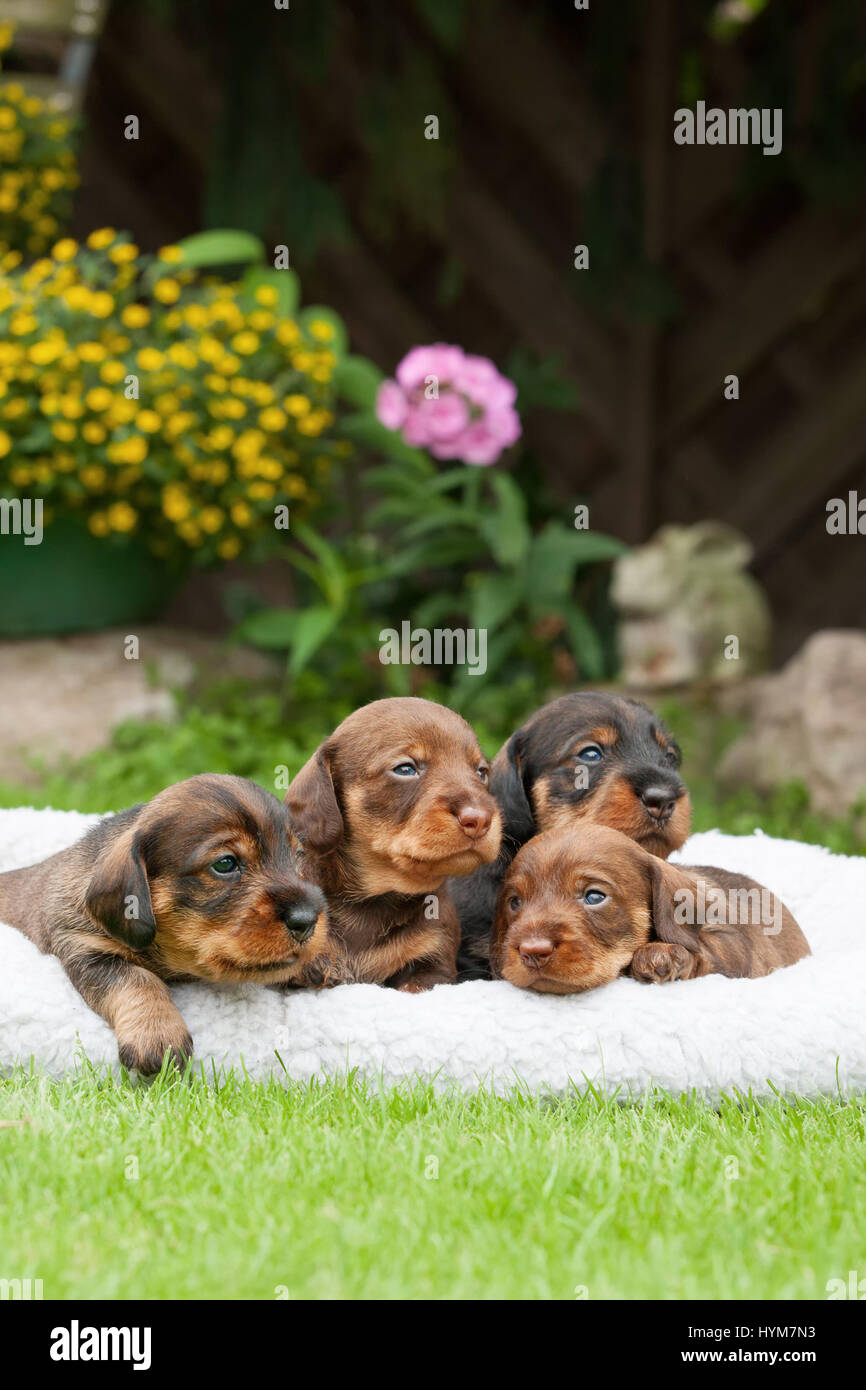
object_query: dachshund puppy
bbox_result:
[285,697,501,991]
[454,691,692,977]
[491,824,810,994]
[0,775,332,1074]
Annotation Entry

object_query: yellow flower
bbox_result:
[121,304,150,329]
[51,238,78,262]
[199,506,225,534]
[10,312,37,335]
[221,398,246,420]
[158,245,184,263]
[137,348,164,372]
[183,304,208,331]
[89,291,115,319]
[0,107,17,132]
[0,24,14,52]
[167,342,197,370]
[207,425,234,451]
[99,358,127,385]
[153,277,180,304]
[88,512,110,537]
[231,331,259,356]
[276,321,300,345]
[209,461,229,485]
[232,429,265,460]
[39,393,62,417]
[60,395,85,419]
[248,482,275,499]
[107,436,148,465]
[254,285,278,307]
[80,466,107,489]
[82,422,106,444]
[162,483,192,521]
[28,338,65,365]
[85,387,114,413]
[106,501,138,533]
[283,394,310,417]
[230,501,252,527]
[204,374,227,393]
[62,285,91,311]
[218,536,242,560]
[0,429,11,457]
[308,318,336,342]
[217,354,240,377]
[136,410,161,433]
[109,242,139,264]
[155,393,181,416]
[77,341,107,364]
[87,228,117,250]
[248,311,274,332]
[51,421,76,441]
[259,407,287,432]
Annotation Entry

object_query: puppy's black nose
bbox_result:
[640,785,678,818]
[283,902,319,943]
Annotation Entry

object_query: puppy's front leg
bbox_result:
[60,942,193,1074]
[628,941,697,984]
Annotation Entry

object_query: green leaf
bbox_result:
[480,471,530,566]
[286,604,341,677]
[175,229,265,268]
[334,355,384,409]
[560,604,606,680]
[568,530,628,564]
[241,264,301,317]
[469,570,523,634]
[235,607,300,651]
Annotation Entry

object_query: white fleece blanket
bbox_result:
[0,807,864,1099]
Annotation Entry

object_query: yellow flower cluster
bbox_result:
[0,229,352,566]
[0,29,79,256]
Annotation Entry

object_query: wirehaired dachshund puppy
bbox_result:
[491,824,810,994]
[285,696,502,991]
[454,691,692,977]
[0,774,332,1074]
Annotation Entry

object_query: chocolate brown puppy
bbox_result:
[0,774,333,1073]
[454,691,692,977]
[285,697,501,991]
[491,824,810,994]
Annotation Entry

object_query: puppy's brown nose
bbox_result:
[519,938,555,967]
[456,804,492,839]
[640,785,678,819]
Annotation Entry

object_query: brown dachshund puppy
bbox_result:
[454,691,692,977]
[285,697,502,991]
[491,824,810,994]
[0,775,332,1074]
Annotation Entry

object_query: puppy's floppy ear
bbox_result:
[85,826,155,951]
[489,729,535,846]
[285,744,343,853]
[646,856,702,954]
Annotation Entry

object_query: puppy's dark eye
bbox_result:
[508,894,521,912]
[392,762,419,777]
[576,744,603,763]
[583,889,607,906]
[477,765,489,785]
[211,854,240,875]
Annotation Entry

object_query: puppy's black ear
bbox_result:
[85,826,155,951]
[489,729,535,847]
[285,744,343,854]
[647,857,701,954]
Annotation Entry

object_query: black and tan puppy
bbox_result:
[491,824,810,994]
[454,691,692,977]
[285,697,502,991]
[0,774,332,1073]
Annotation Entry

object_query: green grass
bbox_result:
[0,1068,863,1300]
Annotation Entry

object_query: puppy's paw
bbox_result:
[395,969,453,994]
[628,942,693,985]
[117,1025,194,1076]
[298,953,342,989]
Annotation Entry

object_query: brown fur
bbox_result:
[0,774,335,1073]
[454,692,693,977]
[491,824,810,994]
[285,697,501,990]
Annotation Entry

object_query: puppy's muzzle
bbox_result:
[276,886,326,943]
[455,802,493,840]
[634,773,686,823]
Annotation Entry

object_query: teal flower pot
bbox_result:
[0,514,185,636]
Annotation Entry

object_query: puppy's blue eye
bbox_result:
[392,763,419,777]
[211,855,239,875]
[576,744,603,763]
[584,889,607,906]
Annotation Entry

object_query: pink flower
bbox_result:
[376,344,521,466]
